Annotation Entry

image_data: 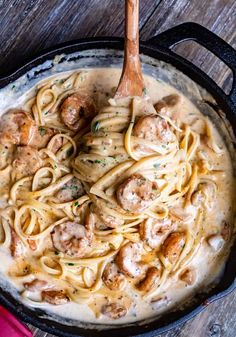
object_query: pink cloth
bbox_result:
[0,306,32,337]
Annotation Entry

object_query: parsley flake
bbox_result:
[91,121,100,133]
[38,127,46,136]
[66,147,73,157]
[142,87,147,95]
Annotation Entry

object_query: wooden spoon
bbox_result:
[115,0,144,98]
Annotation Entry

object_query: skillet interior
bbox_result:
[0,36,235,337]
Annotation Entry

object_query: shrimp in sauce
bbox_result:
[116,242,146,278]
[12,146,42,180]
[24,279,49,292]
[60,93,96,131]
[55,177,84,202]
[41,290,69,305]
[179,268,196,286]
[0,109,55,149]
[102,262,125,290]
[93,205,124,229]
[0,109,35,145]
[117,174,159,213]
[133,114,175,144]
[51,212,94,257]
[191,182,216,208]
[154,94,181,119]
[101,303,127,319]
[161,232,186,264]
[137,267,160,292]
[29,126,55,149]
[140,217,172,249]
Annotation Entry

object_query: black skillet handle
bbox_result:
[146,22,236,108]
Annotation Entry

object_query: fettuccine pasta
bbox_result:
[0,68,234,323]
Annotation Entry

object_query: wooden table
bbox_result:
[0,1,235,336]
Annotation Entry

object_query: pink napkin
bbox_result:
[0,306,32,337]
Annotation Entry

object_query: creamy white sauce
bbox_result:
[0,66,235,327]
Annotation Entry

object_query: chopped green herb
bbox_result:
[95,159,102,164]
[11,84,16,90]
[142,87,147,95]
[153,163,160,169]
[74,201,79,207]
[62,184,79,191]
[38,127,46,136]
[54,164,57,169]
[91,121,100,133]
[67,263,75,266]
[67,147,73,157]
[44,111,49,115]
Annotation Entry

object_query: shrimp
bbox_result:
[102,262,125,290]
[101,303,127,319]
[29,126,55,149]
[136,267,160,292]
[116,174,159,213]
[116,242,146,278]
[0,109,35,145]
[161,232,186,264]
[150,295,171,308]
[12,146,42,180]
[60,93,96,131]
[0,109,56,149]
[169,206,196,223]
[154,94,181,118]
[93,205,124,228]
[140,217,172,249]
[179,268,196,286]
[51,212,94,257]
[41,290,69,305]
[133,114,175,144]
[10,228,25,258]
[24,279,49,292]
[191,182,216,207]
[55,177,84,202]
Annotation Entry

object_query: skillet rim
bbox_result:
[0,31,235,337]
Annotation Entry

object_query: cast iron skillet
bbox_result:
[0,22,236,337]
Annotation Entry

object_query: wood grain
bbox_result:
[0,0,159,76]
[141,0,236,93]
[0,1,235,337]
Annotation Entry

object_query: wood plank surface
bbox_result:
[0,1,235,337]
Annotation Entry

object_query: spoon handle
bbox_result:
[115,0,144,98]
